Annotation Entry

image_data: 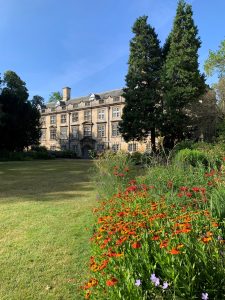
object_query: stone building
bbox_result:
[40,87,151,158]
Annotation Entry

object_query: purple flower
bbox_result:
[150,273,160,286]
[162,281,169,289]
[202,292,209,300]
[135,279,141,287]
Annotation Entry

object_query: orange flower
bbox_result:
[85,290,91,299]
[83,278,98,289]
[132,242,141,249]
[106,277,118,286]
[168,248,180,255]
[160,240,168,248]
[152,235,160,241]
[202,236,212,243]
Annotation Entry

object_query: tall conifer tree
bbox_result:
[119,16,162,150]
[161,0,205,147]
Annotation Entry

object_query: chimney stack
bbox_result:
[62,87,71,101]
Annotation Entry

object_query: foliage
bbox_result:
[48,91,62,103]
[204,39,225,78]
[174,148,209,168]
[31,95,45,108]
[0,70,41,151]
[91,151,134,198]
[161,0,206,147]
[119,16,162,150]
[2,70,29,102]
[0,149,77,161]
[84,152,225,299]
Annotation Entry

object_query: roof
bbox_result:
[45,88,123,108]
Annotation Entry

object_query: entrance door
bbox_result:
[82,145,92,159]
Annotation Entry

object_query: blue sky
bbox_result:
[0,0,224,101]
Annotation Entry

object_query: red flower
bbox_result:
[179,186,188,191]
[132,242,141,249]
[106,277,118,286]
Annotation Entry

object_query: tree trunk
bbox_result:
[151,127,156,152]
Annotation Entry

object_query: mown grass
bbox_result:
[0,159,95,300]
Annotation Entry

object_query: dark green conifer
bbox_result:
[161,0,205,147]
[119,16,162,151]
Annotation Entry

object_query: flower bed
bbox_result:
[83,161,225,299]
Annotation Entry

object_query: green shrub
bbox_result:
[174,148,209,168]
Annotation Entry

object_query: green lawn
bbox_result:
[0,159,96,300]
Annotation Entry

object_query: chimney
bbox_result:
[62,87,71,101]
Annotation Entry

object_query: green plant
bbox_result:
[174,149,209,168]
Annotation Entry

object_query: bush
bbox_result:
[174,148,209,168]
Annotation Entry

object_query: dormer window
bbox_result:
[89,93,96,101]
[99,99,105,104]
[61,106,66,110]
[85,101,90,107]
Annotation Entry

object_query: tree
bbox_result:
[48,91,62,103]
[190,88,218,142]
[119,16,162,151]
[0,71,41,151]
[161,0,205,148]
[31,95,45,108]
[3,70,29,102]
[204,40,225,78]
[204,40,225,114]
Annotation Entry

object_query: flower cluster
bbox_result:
[83,165,225,299]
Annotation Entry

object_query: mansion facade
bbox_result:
[40,87,151,158]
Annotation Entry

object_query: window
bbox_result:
[112,122,120,137]
[41,129,46,140]
[85,101,90,106]
[73,103,78,108]
[50,145,56,151]
[40,117,46,126]
[61,114,67,124]
[60,127,67,139]
[84,110,91,121]
[41,109,45,113]
[128,143,138,152]
[112,144,120,152]
[71,126,79,139]
[84,125,91,137]
[112,107,120,118]
[61,106,66,110]
[51,107,56,112]
[72,112,79,122]
[50,115,56,125]
[97,124,105,138]
[98,109,105,120]
[50,128,57,140]
[99,99,105,104]
[113,97,120,103]
[97,143,105,152]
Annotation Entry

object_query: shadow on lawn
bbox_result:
[0,160,96,204]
